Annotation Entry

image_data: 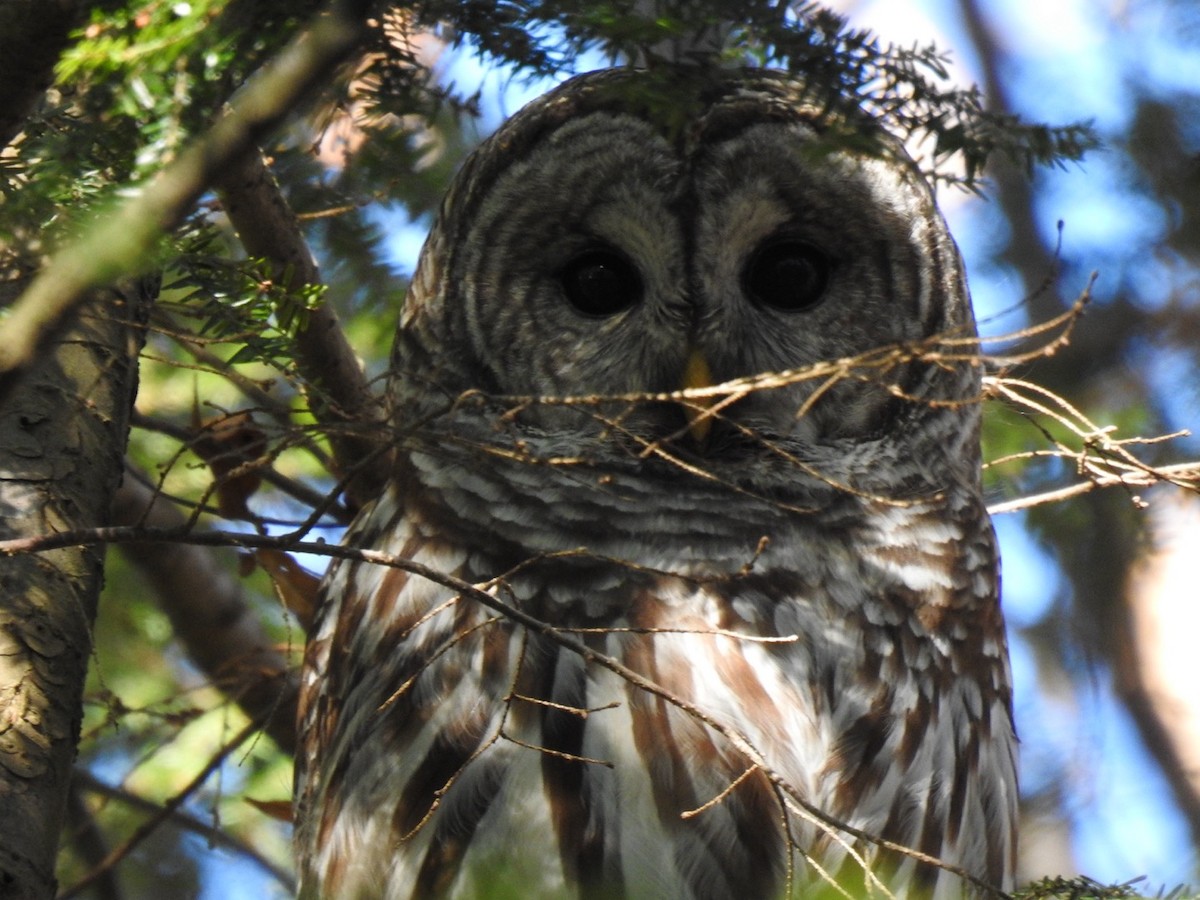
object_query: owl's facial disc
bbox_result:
[408,70,976,471]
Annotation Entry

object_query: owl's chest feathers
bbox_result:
[402,445,989,611]
[312,475,1010,898]
[378,461,1006,732]
[405,438,954,569]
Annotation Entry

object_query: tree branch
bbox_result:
[109,473,299,755]
[6,524,1011,897]
[70,768,294,894]
[215,148,389,509]
[0,0,369,387]
[59,720,262,900]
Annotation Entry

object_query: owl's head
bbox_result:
[391,68,983,495]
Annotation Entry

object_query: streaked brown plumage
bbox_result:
[296,68,1017,899]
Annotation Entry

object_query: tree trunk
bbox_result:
[0,282,150,899]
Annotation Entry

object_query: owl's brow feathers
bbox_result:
[441,68,898,244]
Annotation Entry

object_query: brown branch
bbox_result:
[986,462,1200,515]
[306,538,1012,895]
[3,524,1010,897]
[985,374,1200,513]
[71,768,294,892]
[127,411,352,524]
[109,472,299,755]
[214,148,389,509]
[0,0,369,385]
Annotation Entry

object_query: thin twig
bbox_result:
[7,524,1013,897]
[59,719,263,899]
[71,769,295,892]
[987,462,1200,515]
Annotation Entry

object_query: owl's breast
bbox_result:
[299,476,1014,899]
[404,431,858,563]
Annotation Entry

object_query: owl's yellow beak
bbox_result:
[681,349,715,443]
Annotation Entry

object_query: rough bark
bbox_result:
[0,282,150,899]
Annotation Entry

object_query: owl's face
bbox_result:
[396,70,977,477]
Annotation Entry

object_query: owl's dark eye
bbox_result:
[744,240,831,312]
[560,249,642,317]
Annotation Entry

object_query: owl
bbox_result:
[295,68,1017,899]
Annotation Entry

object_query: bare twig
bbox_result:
[2,523,1013,897]
[985,375,1200,514]
[59,720,263,899]
[71,768,295,892]
[109,472,299,754]
[3,287,1193,894]
[987,462,1200,515]
[128,411,352,524]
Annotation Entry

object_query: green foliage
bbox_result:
[169,243,326,368]
[1015,876,1200,900]
[411,0,1098,188]
[56,0,321,136]
[57,1,232,95]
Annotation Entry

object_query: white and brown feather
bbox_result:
[296,68,1016,900]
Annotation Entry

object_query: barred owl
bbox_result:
[296,68,1017,899]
